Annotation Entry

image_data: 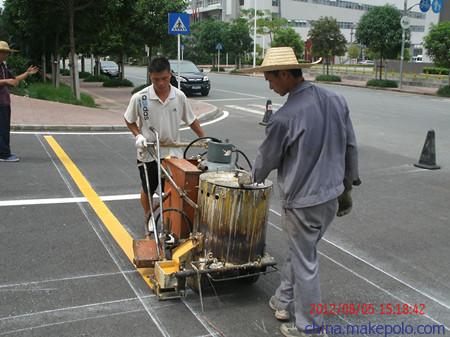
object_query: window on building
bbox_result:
[272,0,279,6]
[240,0,244,5]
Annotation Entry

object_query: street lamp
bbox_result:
[399,0,420,89]
[253,0,257,68]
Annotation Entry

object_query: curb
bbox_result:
[11,101,219,132]
[314,81,439,97]
[221,71,440,97]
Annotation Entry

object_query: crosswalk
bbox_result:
[224,103,282,116]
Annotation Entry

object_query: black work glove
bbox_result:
[337,189,352,217]
[337,178,361,217]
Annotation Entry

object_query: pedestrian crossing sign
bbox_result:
[168,13,190,35]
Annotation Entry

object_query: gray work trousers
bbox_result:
[275,198,338,332]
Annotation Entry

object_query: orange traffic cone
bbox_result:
[414,130,440,170]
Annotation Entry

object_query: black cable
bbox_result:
[183,136,222,159]
[155,207,194,234]
[233,149,253,170]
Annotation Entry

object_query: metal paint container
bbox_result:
[197,172,272,265]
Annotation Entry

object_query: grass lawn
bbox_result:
[11,82,96,108]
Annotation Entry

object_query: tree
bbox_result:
[308,17,346,75]
[347,44,360,60]
[134,0,187,83]
[257,15,289,44]
[424,21,450,85]
[194,19,229,66]
[271,27,304,59]
[89,0,139,80]
[226,18,253,68]
[356,5,406,80]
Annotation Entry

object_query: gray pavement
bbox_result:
[10,79,218,131]
[1,72,450,336]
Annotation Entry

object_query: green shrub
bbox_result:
[60,68,70,76]
[437,85,450,97]
[84,74,109,82]
[316,74,342,82]
[102,78,134,87]
[230,68,242,74]
[366,79,398,88]
[10,82,96,107]
[79,71,91,79]
[423,67,449,75]
[131,84,148,94]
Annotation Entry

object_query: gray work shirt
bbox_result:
[253,81,359,209]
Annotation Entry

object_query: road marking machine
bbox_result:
[133,128,276,300]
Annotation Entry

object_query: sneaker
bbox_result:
[280,323,328,337]
[269,296,290,321]
[0,154,20,162]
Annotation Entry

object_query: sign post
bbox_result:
[216,43,223,73]
[399,0,440,88]
[168,13,190,89]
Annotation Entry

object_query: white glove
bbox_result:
[135,134,147,152]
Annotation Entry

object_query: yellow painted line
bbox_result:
[44,136,154,287]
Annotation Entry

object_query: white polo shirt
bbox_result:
[124,84,196,162]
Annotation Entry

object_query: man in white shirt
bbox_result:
[124,56,205,216]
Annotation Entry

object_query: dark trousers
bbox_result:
[0,105,11,159]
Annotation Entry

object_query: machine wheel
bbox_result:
[201,89,209,96]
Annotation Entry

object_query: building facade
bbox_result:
[188,0,443,62]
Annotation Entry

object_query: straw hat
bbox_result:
[0,41,18,53]
[241,47,321,73]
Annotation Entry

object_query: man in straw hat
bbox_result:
[0,41,39,162]
[245,47,360,337]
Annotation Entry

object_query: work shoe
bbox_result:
[280,323,328,337]
[269,296,290,321]
[0,154,20,162]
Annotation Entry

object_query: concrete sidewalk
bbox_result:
[11,80,218,131]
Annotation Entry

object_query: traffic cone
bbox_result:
[259,99,273,126]
[414,130,440,170]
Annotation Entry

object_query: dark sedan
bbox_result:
[169,60,210,96]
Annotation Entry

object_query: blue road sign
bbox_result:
[180,43,185,50]
[168,13,190,35]
[431,0,443,13]
[216,43,224,51]
[419,0,431,12]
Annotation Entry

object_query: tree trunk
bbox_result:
[41,53,47,82]
[379,58,383,80]
[147,45,152,85]
[52,34,60,88]
[68,0,80,100]
[81,55,85,73]
[119,50,125,80]
[95,56,100,76]
[55,54,61,88]
[448,72,449,86]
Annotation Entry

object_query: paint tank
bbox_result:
[197,172,272,265]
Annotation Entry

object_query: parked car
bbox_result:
[412,55,423,63]
[169,60,210,96]
[358,60,375,65]
[100,60,119,77]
